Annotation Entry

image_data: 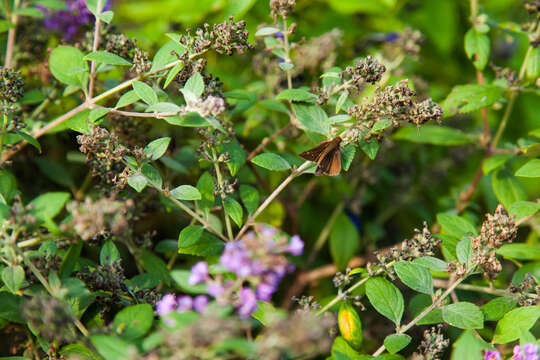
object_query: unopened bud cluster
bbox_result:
[415,325,449,360]
[270,0,296,18]
[342,55,386,87]
[509,273,539,306]
[0,67,24,114]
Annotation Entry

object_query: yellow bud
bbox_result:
[338,302,363,350]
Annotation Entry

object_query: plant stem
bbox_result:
[4,0,20,68]
[433,278,509,297]
[0,111,8,152]
[88,0,103,99]
[247,123,292,161]
[1,50,207,164]
[372,276,465,356]
[234,161,311,240]
[212,148,233,241]
[491,23,540,149]
[315,276,371,316]
[281,15,293,90]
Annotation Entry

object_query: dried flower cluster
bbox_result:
[369,223,439,276]
[65,196,134,241]
[77,126,145,189]
[22,295,76,343]
[386,27,424,57]
[270,0,296,18]
[509,274,539,306]
[471,205,517,279]
[343,55,387,87]
[413,325,449,360]
[178,17,252,57]
[185,224,303,318]
[105,33,136,60]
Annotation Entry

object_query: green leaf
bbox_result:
[365,277,404,326]
[341,144,356,171]
[196,172,215,213]
[482,154,513,174]
[493,306,540,343]
[393,126,475,146]
[113,304,153,341]
[526,46,540,80]
[481,297,517,321]
[144,137,171,160]
[359,139,379,160]
[85,0,107,14]
[127,174,147,192]
[330,214,360,271]
[393,261,433,295]
[170,185,202,201]
[149,40,184,73]
[437,213,478,238]
[178,225,204,248]
[292,104,330,136]
[177,232,224,257]
[0,292,23,323]
[251,153,291,171]
[338,302,363,350]
[220,140,246,176]
[224,197,244,227]
[252,301,286,326]
[276,89,317,103]
[1,265,25,293]
[331,336,364,360]
[239,185,259,215]
[132,81,158,105]
[49,46,88,87]
[451,330,493,360]
[515,158,540,178]
[59,344,100,360]
[413,256,448,272]
[384,334,411,354]
[164,63,184,89]
[456,237,473,267]
[442,302,484,329]
[90,335,130,360]
[141,164,162,189]
[497,243,540,261]
[84,51,131,66]
[183,72,204,99]
[35,158,74,188]
[59,241,82,278]
[137,249,170,284]
[442,84,503,117]
[115,90,140,108]
[255,26,280,36]
[97,10,114,23]
[492,169,527,210]
[464,28,490,71]
[29,192,70,222]
[170,270,207,294]
[100,240,120,265]
[16,131,41,152]
[508,201,540,220]
[145,102,181,113]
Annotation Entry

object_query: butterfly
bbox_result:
[299,136,342,176]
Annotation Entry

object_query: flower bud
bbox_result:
[338,302,363,350]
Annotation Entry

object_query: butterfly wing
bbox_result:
[327,148,342,176]
[299,138,334,161]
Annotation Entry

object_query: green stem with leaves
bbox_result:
[212,147,234,241]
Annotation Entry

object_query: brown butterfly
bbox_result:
[299,136,342,176]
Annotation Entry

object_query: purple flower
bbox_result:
[286,235,304,256]
[514,344,540,360]
[156,294,176,316]
[256,282,275,301]
[484,350,501,360]
[176,296,193,313]
[189,261,209,285]
[384,32,400,42]
[207,282,225,297]
[193,295,209,313]
[237,287,257,318]
[220,242,253,277]
[37,0,111,40]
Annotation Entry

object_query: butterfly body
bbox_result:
[299,136,342,176]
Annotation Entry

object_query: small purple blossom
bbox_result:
[484,350,501,360]
[513,344,540,360]
[207,282,225,298]
[286,235,304,256]
[237,287,257,318]
[176,296,193,313]
[37,0,111,40]
[193,295,209,313]
[256,282,275,301]
[156,294,176,317]
[189,261,209,285]
[384,32,400,42]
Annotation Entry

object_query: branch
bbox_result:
[247,123,292,161]
[88,0,103,99]
[4,0,20,68]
